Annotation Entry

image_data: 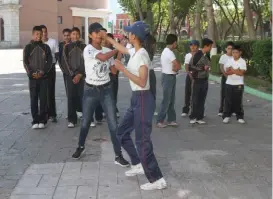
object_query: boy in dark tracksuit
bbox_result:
[23,26,53,129]
[63,27,86,128]
[189,38,213,124]
[59,28,72,96]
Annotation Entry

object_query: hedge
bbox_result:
[157,39,272,81]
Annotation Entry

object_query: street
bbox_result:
[0,56,271,199]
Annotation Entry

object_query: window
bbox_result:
[119,20,123,29]
[57,16,62,24]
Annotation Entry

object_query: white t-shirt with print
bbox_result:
[127,48,151,91]
[83,44,114,86]
[224,57,247,85]
[45,38,59,63]
[184,53,192,65]
[161,47,176,74]
[219,54,232,66]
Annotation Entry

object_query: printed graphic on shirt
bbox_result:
[93,60,109,79]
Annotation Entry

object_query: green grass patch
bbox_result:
[211,72,272,94]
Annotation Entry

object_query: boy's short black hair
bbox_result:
[63,28,71,34]
[166,34,178,45]
[71,27,81,34]
[40,25,47,30]
[32,26,42,33]
[226,41,234,48]
[202,38,213,47]
[232,45,242,51]
[107,33,114,39]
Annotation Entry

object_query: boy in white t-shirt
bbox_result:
[181,40,199,116]
[223,45,246,124]
[157,34,181,128]
[218,42,234,116]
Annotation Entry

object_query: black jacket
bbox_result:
[23,40,53,79]
[59,41,71,75]
[63,41,86,77]
[189,50,211,79]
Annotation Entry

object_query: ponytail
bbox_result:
[143,34,156,61]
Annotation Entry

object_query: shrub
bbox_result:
[177,40,190,54]
[252,39,272,81]
[210,54,222,74]
[156,42,165,52]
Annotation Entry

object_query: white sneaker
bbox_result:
[32,124,39,129]
[223,117,230,124]
[116,112,120,118]
[154,112,158,116]
[196,120,206,124]
[90,122,96,127]
[140,178,167,191]
[68,122,75,128]
[190,119,196,124]
[238,119,245,124]
[125,163,144,177]
[181,113,187,117]
[218,112,223,116]
[38,123,45,129]
[76,112,83,119]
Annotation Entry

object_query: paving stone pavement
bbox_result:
[0,56,272,199]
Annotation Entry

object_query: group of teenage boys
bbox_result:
[157,37,246,126]
[23,25,121,129]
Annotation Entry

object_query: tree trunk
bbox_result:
[243,0,256,39]
[135,0,144,21]
[146,0,154,32]
[205,0,217,55]
[169,0,175,34]
[194,0,202,43]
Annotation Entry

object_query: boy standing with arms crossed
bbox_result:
[23,26,52,129]
[223,45,246,124]
[63,27,86,128]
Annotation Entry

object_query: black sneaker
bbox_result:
[72,147,85,159]
[115,155,130,167]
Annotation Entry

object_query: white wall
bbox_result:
[0,49,61,75]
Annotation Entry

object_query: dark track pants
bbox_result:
[29,79,48,124]
[117,90,163,183]
[219,75,227,113]
[223,84,244,120]
[47,64,57,118]
[190,79,208,120]
[66,76,84,124]
[182,74,192,114]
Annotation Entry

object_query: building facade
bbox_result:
[114,13,131,35]
[0,0,111,48]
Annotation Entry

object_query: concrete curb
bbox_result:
[209,74,272,101]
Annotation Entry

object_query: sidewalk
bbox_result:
[0,56,272,199]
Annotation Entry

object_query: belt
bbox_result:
[86,81,111,88]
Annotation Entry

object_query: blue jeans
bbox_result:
[78,82,121,156]
[157,73,176,123]
[117,90,163,183]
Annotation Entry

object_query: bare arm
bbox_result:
[95,49,118,62]
[233,68,246,76]
[122,65,148,88]
[220,64,226,75]
[172,59,181,72]
[106,36,129,54]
